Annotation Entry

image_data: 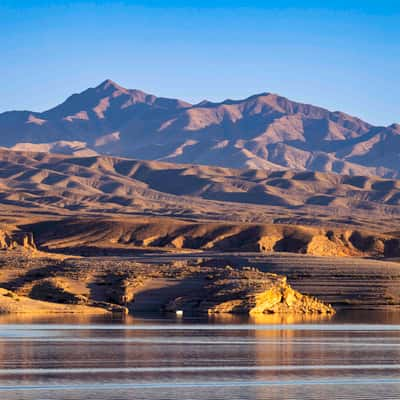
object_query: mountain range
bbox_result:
[1,79,399,177]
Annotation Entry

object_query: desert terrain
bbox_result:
[0,82,399,316]
[0,147,398,315]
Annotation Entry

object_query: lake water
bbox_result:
[0,311,399,400]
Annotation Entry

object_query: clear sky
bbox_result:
[1,1,398,126]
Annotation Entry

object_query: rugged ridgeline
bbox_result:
[0,255,333,316]
[18,217,400,258]
[0,215,399,258]
[0,149,400,231]
[1,80,399,177]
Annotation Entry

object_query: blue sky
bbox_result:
[0,1,398,125]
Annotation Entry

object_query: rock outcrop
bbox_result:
[0,228,36,251]
[166,268,334,315]
[0,288,108,314]
[0,254,335,316]
[30,278,88,305]
[28,277,129,314]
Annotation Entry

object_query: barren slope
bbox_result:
[0,149,400,232]
[21,217,398,258]
[1,80,399,177]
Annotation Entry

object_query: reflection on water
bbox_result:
[0,311,399,399]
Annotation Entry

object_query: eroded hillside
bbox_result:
[0,149,400,232]
[14,217,399,258]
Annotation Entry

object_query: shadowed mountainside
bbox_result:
[1,79,399,177]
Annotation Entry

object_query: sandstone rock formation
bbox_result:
[0,254,335,316]
[166,269,334,315]
[0,228,36,251]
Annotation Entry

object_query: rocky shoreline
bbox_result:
[0,253,333,316]
[166,269,333,315]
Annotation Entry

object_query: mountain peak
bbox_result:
[96,79,126,92]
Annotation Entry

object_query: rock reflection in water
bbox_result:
[0,312,398,400]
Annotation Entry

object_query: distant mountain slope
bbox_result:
[0,148,399,231]
[0,79,399,177]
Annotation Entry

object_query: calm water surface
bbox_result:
[0,311,399,399]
